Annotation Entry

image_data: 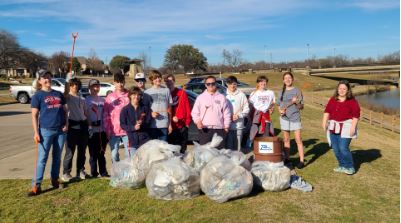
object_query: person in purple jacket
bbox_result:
[191,76,231,149]
[120,86,151,154]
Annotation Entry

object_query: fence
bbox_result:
[308,91,400,133]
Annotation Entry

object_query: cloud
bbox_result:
[346,0,399,10]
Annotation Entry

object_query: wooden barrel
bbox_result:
[253,137,283,162]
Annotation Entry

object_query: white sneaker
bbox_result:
[61,173,73,182]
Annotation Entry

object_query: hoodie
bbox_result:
[103,90,129,137]
[226,89,250,130]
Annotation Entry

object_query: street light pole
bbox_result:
[148,46,152,70]
[270,52,273,69]
[333,47,336,68]
[306,43,310,60]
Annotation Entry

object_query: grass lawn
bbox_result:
[0,95,399,222]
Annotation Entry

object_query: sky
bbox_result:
[0,0,399,68]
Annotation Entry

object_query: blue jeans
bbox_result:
[149,128,168,141]
[330,133,354,169]
[109,135,130,162]
[32,128,66,188]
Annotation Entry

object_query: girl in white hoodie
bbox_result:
[225,76,250,151]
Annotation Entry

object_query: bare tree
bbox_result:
[48,51,69,74]
[87,49,104,74]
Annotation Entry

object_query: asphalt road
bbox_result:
[0,103,117,179]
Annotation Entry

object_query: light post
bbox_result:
[148,46,152,70]
[333,48,336,68]
[306,43,310,60]
[264,45,267,69]
[270,52,273,69]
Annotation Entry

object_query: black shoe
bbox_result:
[100,173,110,178]
[51,178,60,189]
[296,162,305,169]
[27,186,42,197]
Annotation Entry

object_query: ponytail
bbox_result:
[280,84,286,102]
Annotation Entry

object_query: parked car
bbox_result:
[99,82,115,97]
[9,78,66,104]
[184,77,254,95]
[183,82,226,95]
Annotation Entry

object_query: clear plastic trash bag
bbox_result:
[146,157,201,200]
[109,158,145,189]
[200,156,253,203]
[218,149,252,171]
[251,161,291,192]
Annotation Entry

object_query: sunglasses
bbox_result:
[205,82,216,87]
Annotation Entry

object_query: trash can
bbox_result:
[253,137,283,162]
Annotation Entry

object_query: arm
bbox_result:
[103,97,112,137]
[62,104,68,132]
[32,108,40,142]
[182,91,191,127]
[350,99,361,136]
[322,113,330,131]
[239,94,250,118]
[223,98,232,131]
[120,107,135,132]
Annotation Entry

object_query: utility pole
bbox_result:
[68,32,78,80]
[333,48,336,68]
[148,46,152,70]
[270,52,273,69]
[306,43,310,60]
[264,45,267,69]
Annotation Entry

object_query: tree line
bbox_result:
[0,29,399,78]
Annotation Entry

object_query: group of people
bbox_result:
[27,69,360,196]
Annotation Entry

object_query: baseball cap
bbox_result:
[134,72,146,80]
[88,79,100,87]
[37,69,52,78]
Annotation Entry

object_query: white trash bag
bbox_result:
[109,158,144,189]
[251,161,291,192]
[219,149,252,171]
[110,140,181,189]
[146,157,201,200]
[183,134,222,172]
[200,156,253,203]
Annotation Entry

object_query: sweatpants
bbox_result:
[63,127,88,175]
[88,131,108,177]
[198,128,226,149]
[168,126,188,153]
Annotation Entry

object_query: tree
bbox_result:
[48,51,69,74]
[109,55,130,73]
[222,49,243,71]
[87,49,104,73]
[163,44,207,73]
[71,57,81,73]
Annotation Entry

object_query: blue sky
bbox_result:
[0,0,399,67]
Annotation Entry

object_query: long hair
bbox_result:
[64,78,82,99]
[333,80,354,100]
[280,72,294,102]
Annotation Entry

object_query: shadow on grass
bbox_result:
[303,141,331,167]
[352,149,382,172]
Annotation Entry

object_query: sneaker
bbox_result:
[27,186,42,197]
[78,171,89,180]
[296,162,305,169]
[100,173,110,178]
[61,173,73,182]
[343,168,355,175]
[333,166,345,173]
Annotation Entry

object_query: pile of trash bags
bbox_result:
[110,134,313,203]
[110,140,181,189]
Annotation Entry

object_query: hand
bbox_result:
[350,127,356,136]
[322,122,328,131]
[269,107,274,114]
[168,125,173,134]
[151,111,159,118]
[196,121,203,130]
[172,116,179,123]
[134,123,141,130]
[62,124,68,132]
[279,108,286,116]
[224,128,229,133]
[33,133,40,144]
[291,96,297,104]
[232,114,239,121]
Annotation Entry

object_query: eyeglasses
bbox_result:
[136,79,146,83]
[205,82,216,87]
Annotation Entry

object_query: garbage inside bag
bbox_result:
[219,149,252,171]
[289,175,313,192]
[183,134,222,172]
[146,157,201,200]
[110,140,181,189]
[109,158,145,189]
[200,156,253,203]
[251,161,291,192]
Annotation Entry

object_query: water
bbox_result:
[356,89,400,110]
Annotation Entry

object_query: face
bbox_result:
[283,74,293,87]
[205,78,217,93]
[136,79,146,89]
[164,77,175,89]
[227,81,237,92]
[90,84,100,95]
[152,76,162,86]
[337,84,348,97]
[39,76,51,88]
[130,93,141,104]
[257,80,267,90]
[114,81,125,91]
[69,84,79,94]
